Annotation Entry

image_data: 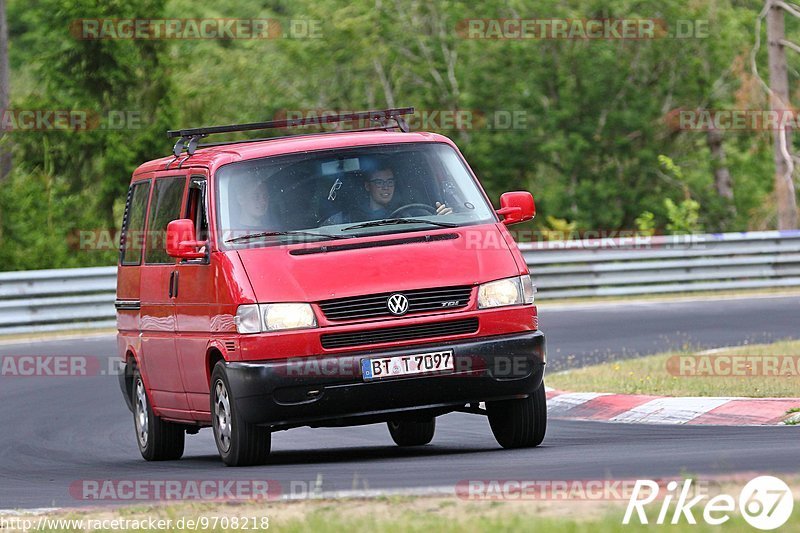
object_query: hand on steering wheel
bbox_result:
[435,202,453,215]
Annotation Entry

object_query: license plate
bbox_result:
[361,350,454,381]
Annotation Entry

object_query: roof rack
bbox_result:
[167,107,414,157]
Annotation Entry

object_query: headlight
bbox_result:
[235,304,262,334]
[520,275,536,304]
[263,303,317,331]
[235,303,317,334]
[477,276,535,309]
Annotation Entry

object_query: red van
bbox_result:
[116,108,546,466]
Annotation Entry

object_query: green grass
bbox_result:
[547,340,800,398]
[274,510,797,532]
[0,327,115,343]
[21,492,800,533]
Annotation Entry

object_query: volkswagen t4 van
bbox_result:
[116,108,546,466]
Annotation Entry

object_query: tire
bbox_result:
[132,369,185,461]
[487,381,547,449]
[211,362,271,467]
[387,418,436,446]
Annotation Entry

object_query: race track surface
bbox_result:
[1,295,798,509]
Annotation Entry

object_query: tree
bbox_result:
[764,0,799,229]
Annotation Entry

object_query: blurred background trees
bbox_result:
[0,0,797,270]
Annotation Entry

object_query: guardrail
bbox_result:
[1,231,799,334]
[521,230,800,299]
[0,266,117,334]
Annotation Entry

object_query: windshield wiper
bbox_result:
[226,230,347,244]
[342,218,458,231]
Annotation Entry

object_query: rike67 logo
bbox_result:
[623,476,794,530]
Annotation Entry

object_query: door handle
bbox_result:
[168,271,179,298]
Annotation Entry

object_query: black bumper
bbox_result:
[119,360,134,413]
[226,330,545,428]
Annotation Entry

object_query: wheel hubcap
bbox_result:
[214,380,232,453]
[134,379,149,448]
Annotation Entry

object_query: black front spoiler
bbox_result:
[225,330,545,429]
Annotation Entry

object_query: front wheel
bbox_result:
[211,362,271,466]
[387,418,436,446]
[132,369,185,461]
[486,381,547,449]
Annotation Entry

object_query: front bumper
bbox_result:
[226,330,545,428]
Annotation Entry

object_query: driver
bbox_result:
[323,166,452,225]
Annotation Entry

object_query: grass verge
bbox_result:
[0,328,116,344]
[6,483,800,533]
[547,340,800,398]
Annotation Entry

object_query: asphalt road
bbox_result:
[541,294,800,370]
[0,295,798,509]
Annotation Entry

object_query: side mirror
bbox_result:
[496,191,535,225]
[166,219,207,259]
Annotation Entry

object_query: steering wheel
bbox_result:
[389,203,438,218]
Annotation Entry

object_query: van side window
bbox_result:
[186,178,209,242]
[145,176,186,264]
[183,178,209,262]
[119,180,151,266]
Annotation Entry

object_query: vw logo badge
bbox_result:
[387,293,409,316]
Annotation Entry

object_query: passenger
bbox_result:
[233,178,278,231]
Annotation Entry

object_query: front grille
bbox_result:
[320,318,479,349]
[319,285,473,321]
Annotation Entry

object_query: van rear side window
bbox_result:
[119,180,151,266]
[145,176,186,264]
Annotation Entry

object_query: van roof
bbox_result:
[132,130,454,177]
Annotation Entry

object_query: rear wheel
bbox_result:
[133,369,185,461]
[211,362,271,466]
[487,381,547,449]
[387,418,436,446]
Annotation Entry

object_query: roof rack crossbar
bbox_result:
[167,107,414,139]
[194,125,404,150]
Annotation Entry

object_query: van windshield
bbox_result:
[215,142,496,247]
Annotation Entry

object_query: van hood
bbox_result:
[235,224,519,303]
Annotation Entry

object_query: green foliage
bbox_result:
[655,156,703,234]
[0,163,117,270]
[664,198,702,234]
[658,155,683,180]
[542,215,578,241]
[634,211,656,236]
